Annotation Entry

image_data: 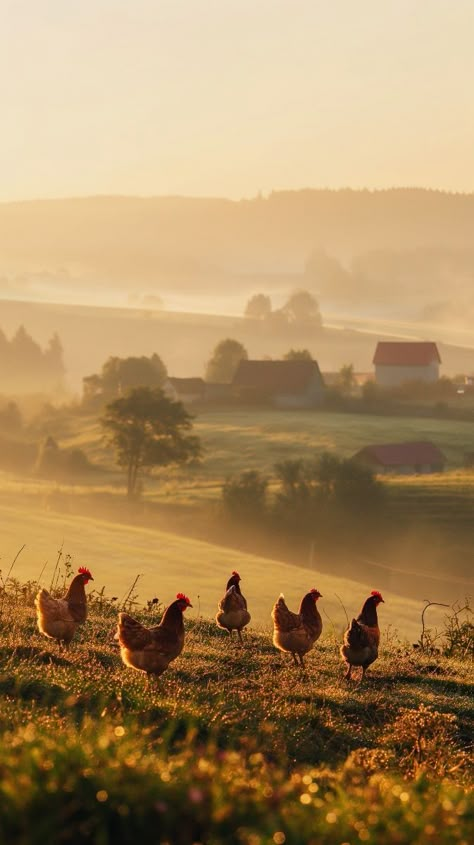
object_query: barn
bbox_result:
[232,359,325,408]
[373,342,441,387]
[352,441,446,475]
[163,377,206,404]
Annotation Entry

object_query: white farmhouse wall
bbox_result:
[375,361,439,387]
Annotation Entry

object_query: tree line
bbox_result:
[0,326,65,393]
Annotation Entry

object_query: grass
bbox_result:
[0,583,472,843]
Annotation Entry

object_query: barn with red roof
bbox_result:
[352,441,446,475]
[373,341,441,387]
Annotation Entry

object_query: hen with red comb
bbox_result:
[341,591,385,681]
[118,592,192,677]
[35,566,93,647]
[272,589,323,667]
[216,571,250,644]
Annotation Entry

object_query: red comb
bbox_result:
[78,566,92,579]
[176,593,191,604]
[371,590,384,600]
[232,570,240,578]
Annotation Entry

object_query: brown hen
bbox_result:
[35,566,94,648]
[341,590,385,680]
[216,571,251,644]
[272,589,323,667]
[118,593,192,677]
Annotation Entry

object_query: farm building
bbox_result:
[163,377,206,404]
[232,359,325,408]
[373,342,441,387]
[352,441,446,475]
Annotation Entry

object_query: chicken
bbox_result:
[341,590,385,680]
[35,566,94,647]
[117,592,192,677]
[216,571,251,644]
[272,588,323,667]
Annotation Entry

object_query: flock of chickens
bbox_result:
[34,568,384,682]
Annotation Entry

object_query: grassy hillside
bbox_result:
[0,498,428,642]
[42,406,474,489]
[0,583,472,843]
[2,404,474,606]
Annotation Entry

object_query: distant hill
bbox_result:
[1,190,474,306]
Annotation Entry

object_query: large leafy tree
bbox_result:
[205,338,248,383]
[101,387,201,499]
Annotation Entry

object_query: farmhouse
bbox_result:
[373,341,441,387]
[352,441,446,475]
[232,359,325,408]
[163,377,206,404]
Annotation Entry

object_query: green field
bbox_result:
[39,406,474,510]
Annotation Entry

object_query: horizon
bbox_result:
[2,184,474,206]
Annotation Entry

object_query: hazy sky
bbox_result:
[1,0,473,200]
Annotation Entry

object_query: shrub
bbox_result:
[388,704,468,778]
[222,471,269,520]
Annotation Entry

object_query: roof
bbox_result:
[232,359,324,394]
[353,441,446,467]
[373,342,441,366]
[167,377,205,394]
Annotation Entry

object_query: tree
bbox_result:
[281,289,322,326]
[101,387,201,499]
[222,470,268,520]
[283,349,313,361]
[44,332,66,385]
[244,293,272,320]
[205,339,248,383]
[337,364,355,393]
[83,354,167,406]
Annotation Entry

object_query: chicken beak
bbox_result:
[188,603,193,608]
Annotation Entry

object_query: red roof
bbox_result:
[353,441,446,467]
[373,342,441,366]
[232,360,324,394]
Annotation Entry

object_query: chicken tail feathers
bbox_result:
[117,613,152,649]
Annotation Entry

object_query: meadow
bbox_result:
[0,580,472,844]
[0,497,427,642]
[38,405,474,503]
[2,403,473,615]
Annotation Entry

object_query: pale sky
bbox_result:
[1,0,473,200]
